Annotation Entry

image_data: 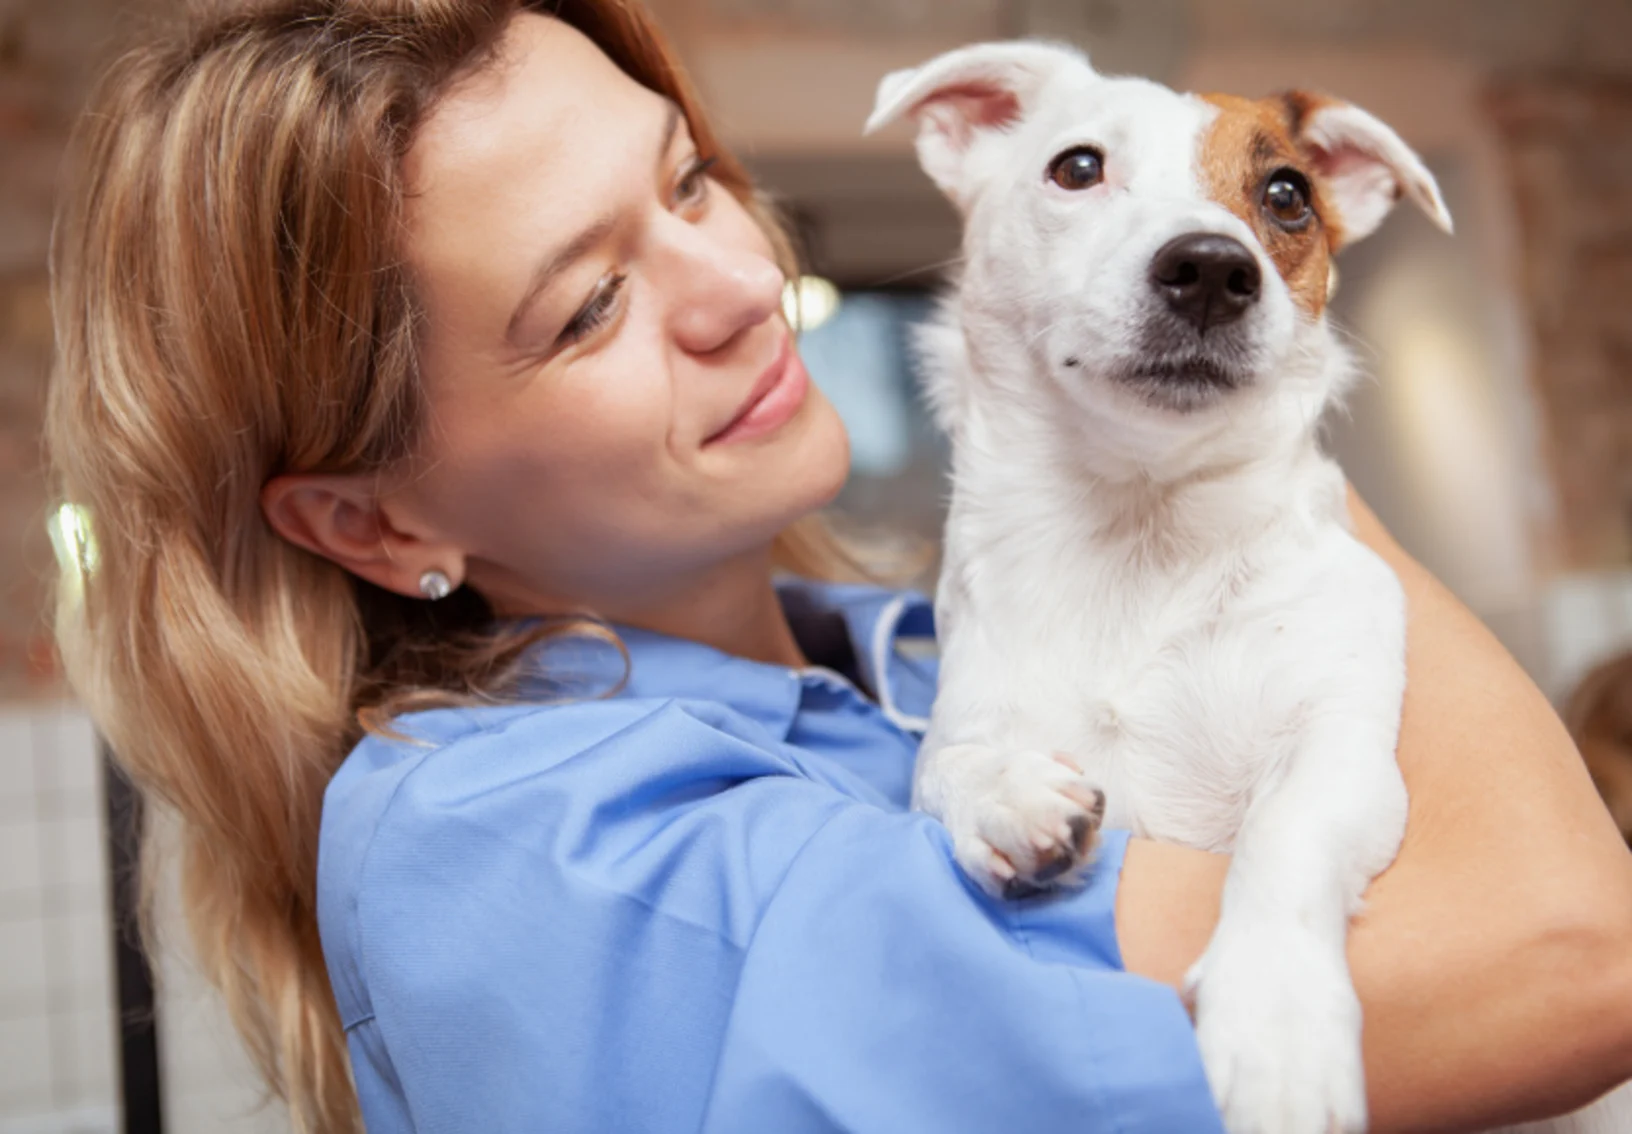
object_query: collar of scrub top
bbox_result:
[517,579,937,741]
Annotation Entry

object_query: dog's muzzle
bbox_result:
[1104,232,1264,412]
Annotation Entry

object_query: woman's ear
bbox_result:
[260,473,466,600]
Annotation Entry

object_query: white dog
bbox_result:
[867,40,1629,1134]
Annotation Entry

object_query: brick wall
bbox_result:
[0,1,161,701]
[1174,0,1632,567]
[1187,0,1632,72]
[1488,77,1632,568]
[0,6,65,702]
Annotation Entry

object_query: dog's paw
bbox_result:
[1187,921,1366,1134]
[928,744,1106,898]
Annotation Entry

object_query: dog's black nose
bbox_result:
[1149,234,1262,333]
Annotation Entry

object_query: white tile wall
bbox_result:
[0,701,116,1132]
[0,700,294,1134]
[0,715,37,818]
[0,1015,56,1110]
[0,917,50,1009]
[0,822,43,910]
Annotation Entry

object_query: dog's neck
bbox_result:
[938,331,1344,574]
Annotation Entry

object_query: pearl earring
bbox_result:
[418,569,453,601]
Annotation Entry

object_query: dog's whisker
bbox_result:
[862,255,966,289]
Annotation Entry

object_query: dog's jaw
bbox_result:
[1112,357,1248,415]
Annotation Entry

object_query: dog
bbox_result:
[866,40,1631,1134]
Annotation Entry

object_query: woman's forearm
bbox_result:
[1345,495,1632,1130]
[1117,495,1632,1132]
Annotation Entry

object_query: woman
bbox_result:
[45,1,1632,1131]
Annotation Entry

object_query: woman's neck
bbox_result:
[612,553,807,669]
[479,546,808,668]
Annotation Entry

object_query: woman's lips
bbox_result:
[703,336,810,447]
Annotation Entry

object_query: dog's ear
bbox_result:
[865,41,1086,208]
[1282,92,1454,246]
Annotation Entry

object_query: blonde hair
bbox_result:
[45,2,859,1129]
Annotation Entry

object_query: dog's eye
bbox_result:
[1048,147,1105,191]
[1263,169,1313,228]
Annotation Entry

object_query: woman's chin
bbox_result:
[793,393,852,510]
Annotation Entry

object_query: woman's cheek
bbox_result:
[545,343,678,474]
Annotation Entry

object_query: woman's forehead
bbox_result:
[400,11,677,323]
[404,13,662,203]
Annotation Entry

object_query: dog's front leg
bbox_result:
[1187,671,1408,1134]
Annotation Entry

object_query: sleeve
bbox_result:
[339,699,1221,1134]
[700,810,1224,1134]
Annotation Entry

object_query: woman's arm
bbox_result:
[1115,492,1632,1133]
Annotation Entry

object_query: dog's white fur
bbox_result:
[869,40,1629,1134]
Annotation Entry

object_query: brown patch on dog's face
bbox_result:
[1197,92,1344,319]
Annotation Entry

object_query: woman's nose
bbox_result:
[662,225,785,355]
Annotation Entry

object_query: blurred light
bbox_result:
[48,502,98,594]
[1381,312,1526,602]
[1381,315,1503,513]
[783,275,842,333]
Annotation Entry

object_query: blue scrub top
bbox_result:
[317,581,1223,1133]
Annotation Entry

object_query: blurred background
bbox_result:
[0,0,1629,1130]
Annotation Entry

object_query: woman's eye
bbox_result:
[1047,146,1105,191]
[557,272,626,348]
[675,155,718,208]
[1263,169,1314,228]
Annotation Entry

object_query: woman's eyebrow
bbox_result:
[505,100,685,345]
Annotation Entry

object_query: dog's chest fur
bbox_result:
[931,429,1374,853]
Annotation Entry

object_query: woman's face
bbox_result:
[390,13,848,614]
